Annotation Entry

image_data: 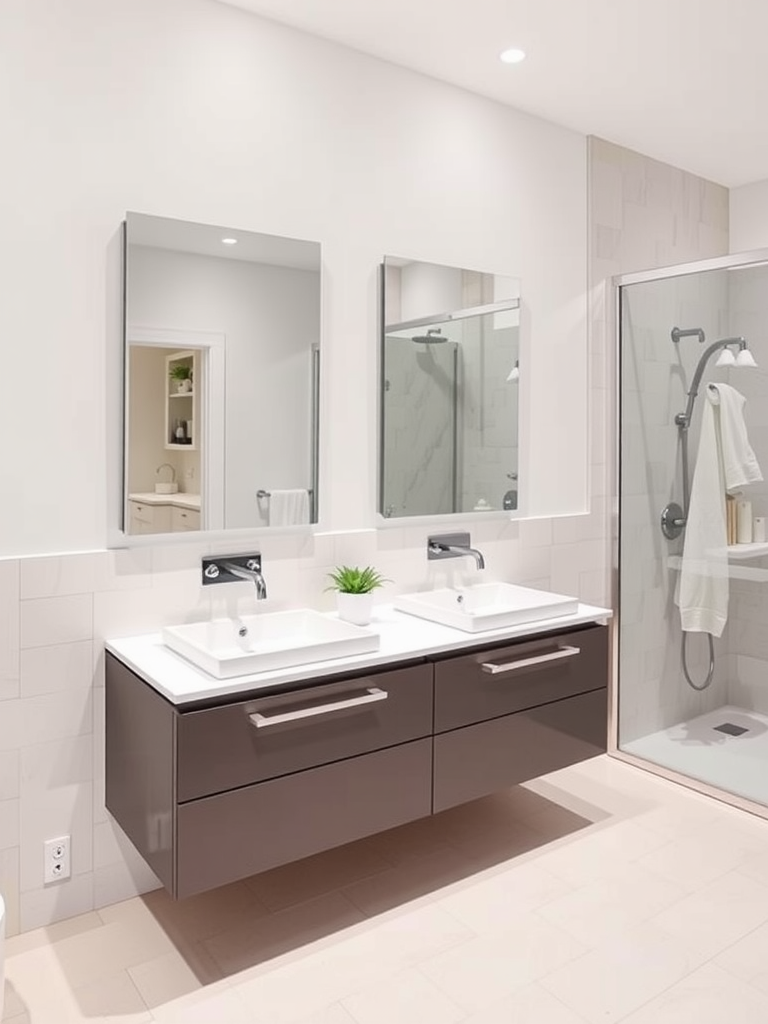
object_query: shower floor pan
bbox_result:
[623,704,768,807]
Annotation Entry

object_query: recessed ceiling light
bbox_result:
[499,48,526,64]
[221,237,238,245]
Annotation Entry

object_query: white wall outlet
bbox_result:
[43,835,71,884]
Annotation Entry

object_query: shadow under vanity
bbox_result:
[105,614,608,900]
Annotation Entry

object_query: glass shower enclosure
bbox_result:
[615,249,768,813]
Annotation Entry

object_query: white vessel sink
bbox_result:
[162,609,380,679]
[393,582,578,633]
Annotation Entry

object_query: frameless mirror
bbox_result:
[123,213,320,536]
[379,256,520,519]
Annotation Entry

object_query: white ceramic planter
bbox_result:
[336,591,374,626]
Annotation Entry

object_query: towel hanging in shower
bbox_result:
[677,383,762,637]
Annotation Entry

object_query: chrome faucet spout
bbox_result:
[222,561,267,599]
[201,554,267,598]
[427,532,486,570]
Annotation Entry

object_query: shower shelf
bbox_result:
[668,548,768,582]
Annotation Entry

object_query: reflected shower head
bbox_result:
[715,338,759,368]
[412,328,448,344]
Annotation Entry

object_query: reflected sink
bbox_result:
[393,582,578,633]
[162,609,380,679]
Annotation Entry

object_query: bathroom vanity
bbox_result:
[106,607,609,899]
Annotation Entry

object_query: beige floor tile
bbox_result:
[341,846,484,917]
[151,983,258,1023]
[532,818,669,887]
[434,860,571,935]
[715,918,768,991]
[73,969,152,1022]
[287,1008,356,1024]
[636,821,768,891]
[360,815,455,865]
[6,943,150,1023]
[418,912,587,1014]
[234,903,472,1024]
[49,900,178,990]
[244,840,392,912]
[620,962,768,1024]
[651,869,768,960]
[5,910,103,957]
[540,921,706,1024]
[536,860,687,948]
[128,949,206,1008]
[340,967,465,1024]
[141,880,271,944]
[462,981,589,1024]
[204,890,365,978]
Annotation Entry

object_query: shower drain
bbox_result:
[713,722,749,737]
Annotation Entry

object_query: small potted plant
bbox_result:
[169,364,193,393]
[326,565,389,626]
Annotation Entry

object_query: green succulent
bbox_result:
[325,565,390,594]
[169,364,192,381]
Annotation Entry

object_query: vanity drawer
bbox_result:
[433,687,607,813]
[433,624,608,733]
[172,506,200,531]
[129,500,172,533]
[176,737,432,898]
[176,663,433,801]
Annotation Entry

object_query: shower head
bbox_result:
[715,338,758,368]
[412,328,448,344]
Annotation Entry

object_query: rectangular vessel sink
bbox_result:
[162,609,380,679]
[393,582,579,633]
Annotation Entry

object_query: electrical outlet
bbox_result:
[44,835,71,884]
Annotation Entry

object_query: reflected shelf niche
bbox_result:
[165,350,198,451]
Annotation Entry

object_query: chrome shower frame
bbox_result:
[609,246,768,822]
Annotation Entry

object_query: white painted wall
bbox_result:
[128,245,319,528]
[0,0,588,556]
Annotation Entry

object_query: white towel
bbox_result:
[713,383,763,489]
[269,489,310,526]
[677,383,762,637]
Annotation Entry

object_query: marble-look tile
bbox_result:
[540,921,706,1024]
[19,594,93,649]
[19,553,103,600]
[340,968,465,1024]
[245,840,392,912]
[0,750,19,802]
[620,962,768,1024]
[651,869,768,960]
[0,560,20,696]
[461,981,589,1024]
[418,913,587,1015]
[20,640,94,697]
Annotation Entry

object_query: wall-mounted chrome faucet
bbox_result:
[202,554,267,599]
[427,532,485,570]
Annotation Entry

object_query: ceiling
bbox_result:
[214,0,768,188]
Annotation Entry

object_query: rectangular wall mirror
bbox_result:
[123,213,321,536]
[379,256,520,519]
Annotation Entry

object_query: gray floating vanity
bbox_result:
[105,606,610,899]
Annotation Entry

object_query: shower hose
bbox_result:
[681,630,715,690]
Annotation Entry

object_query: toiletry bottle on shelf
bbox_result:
[736,498,753,544]
[174,420,185,443]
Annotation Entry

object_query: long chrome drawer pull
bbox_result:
[249,686,388,728]
[481,645,580,675]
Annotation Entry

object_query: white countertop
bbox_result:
[105,602,612,706]
[128,492,202,511]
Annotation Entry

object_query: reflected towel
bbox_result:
[269,489,310,526]
[676,383,762,637]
